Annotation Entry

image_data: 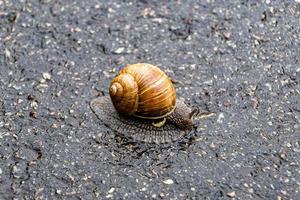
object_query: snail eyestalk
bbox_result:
[189,107,200,119]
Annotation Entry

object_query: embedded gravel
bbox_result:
[0,0,299,199]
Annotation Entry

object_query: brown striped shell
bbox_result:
[90,63,198,143]
[109,63,176,119]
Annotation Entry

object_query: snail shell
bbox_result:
[109,63,176,119]
[90,63,196,144]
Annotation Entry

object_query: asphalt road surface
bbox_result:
[0,0,299,199]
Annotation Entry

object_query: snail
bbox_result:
[90,63,198,144]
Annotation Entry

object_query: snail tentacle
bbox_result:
[189,106,200,119]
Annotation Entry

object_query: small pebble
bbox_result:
[227,191,236,198]
[108,187,115,193]
[5,48,11,60]
[43,72,51,80]
[39,78,46,84]
[152,18,163,23]
[217,113,224,123]
[72,27,82,32]
[114,47,125,54]
[159,192,165,197]
[223,31,231,39]
[163,179,174,185]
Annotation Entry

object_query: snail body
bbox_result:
[91,63,196,144]
[90,96,195,144]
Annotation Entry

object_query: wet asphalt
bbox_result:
[0,0,299,199]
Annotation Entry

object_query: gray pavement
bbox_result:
[0,0,299,199]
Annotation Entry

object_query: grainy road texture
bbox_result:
[1,0,299,199]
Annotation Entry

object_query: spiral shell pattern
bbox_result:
[109,63,176,119]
